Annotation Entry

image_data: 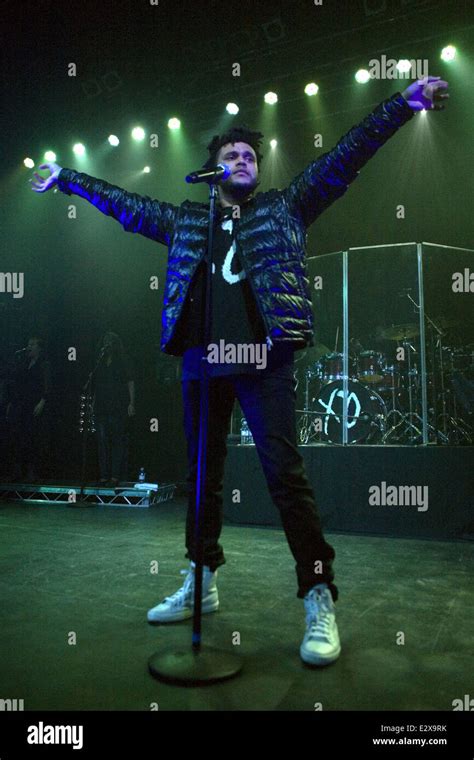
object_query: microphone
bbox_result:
[185,163,231,185]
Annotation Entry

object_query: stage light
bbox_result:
[73,143,85,156]
[355,69,370,83]
[441,45,456,62]
[397,59,412,75]
[304,83,319,96]
[108,134,120,146]
[270,139,277,149]
[132,127,146,141]
[143,166,151,173]
[44,150,56,162]
[168,117,181,130]
[264,92,278,105]
[226,102,239,115]
[24,158,34,168]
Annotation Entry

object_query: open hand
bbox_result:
[30,162,63,193]
[402,76,449,111]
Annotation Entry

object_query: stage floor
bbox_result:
[0,496,472,711]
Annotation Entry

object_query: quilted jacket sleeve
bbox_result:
[56,169,178,246]
[282,92,415,229]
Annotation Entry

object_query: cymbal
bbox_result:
[295,343,331,362]
[433,316,458,330]
[381,324,420,341]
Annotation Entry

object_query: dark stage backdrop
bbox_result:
[1,0,473,482]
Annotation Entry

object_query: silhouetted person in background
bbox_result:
[6,337,51,482]
[92,331,135,487]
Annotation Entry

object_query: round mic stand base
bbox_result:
[148,645,242,686]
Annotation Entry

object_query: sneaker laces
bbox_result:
[162,568,194,608]
[305,586,334,642]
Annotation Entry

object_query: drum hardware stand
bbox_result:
[436,396,473,443]
[382,338,424,443]
[297,367,322,444]
[405,338,423,439]
[297,409,323,444]
[382,406,405,442]
[426,313,452,443]
[382,366,405,436]
[439,351,473,444]
[435,336,473,444]
[406,298,453,444]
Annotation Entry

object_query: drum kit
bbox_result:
[296,322,474,446]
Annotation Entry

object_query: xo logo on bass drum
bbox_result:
[315,380,386,444]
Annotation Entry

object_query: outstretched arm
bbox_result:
[31,163,178,246]
[282,76,449,229]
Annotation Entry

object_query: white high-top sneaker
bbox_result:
[147,561,219,623]
[300,583,341,666]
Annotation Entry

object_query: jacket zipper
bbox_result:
[236,241,274,350]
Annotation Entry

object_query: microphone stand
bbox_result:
[149,180,243,685]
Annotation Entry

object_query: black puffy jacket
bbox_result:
[57,92,414,356]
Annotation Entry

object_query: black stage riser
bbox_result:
[223,446,474,540]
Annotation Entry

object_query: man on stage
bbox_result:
[32,76,448,665]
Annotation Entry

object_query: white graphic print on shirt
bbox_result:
[213,217,246,284]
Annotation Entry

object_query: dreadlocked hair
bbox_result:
[203,125,264,169]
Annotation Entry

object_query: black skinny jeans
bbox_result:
[95,413,128,481]
[182,363,338,601]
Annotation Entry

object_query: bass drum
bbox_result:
[314,380,386,444]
